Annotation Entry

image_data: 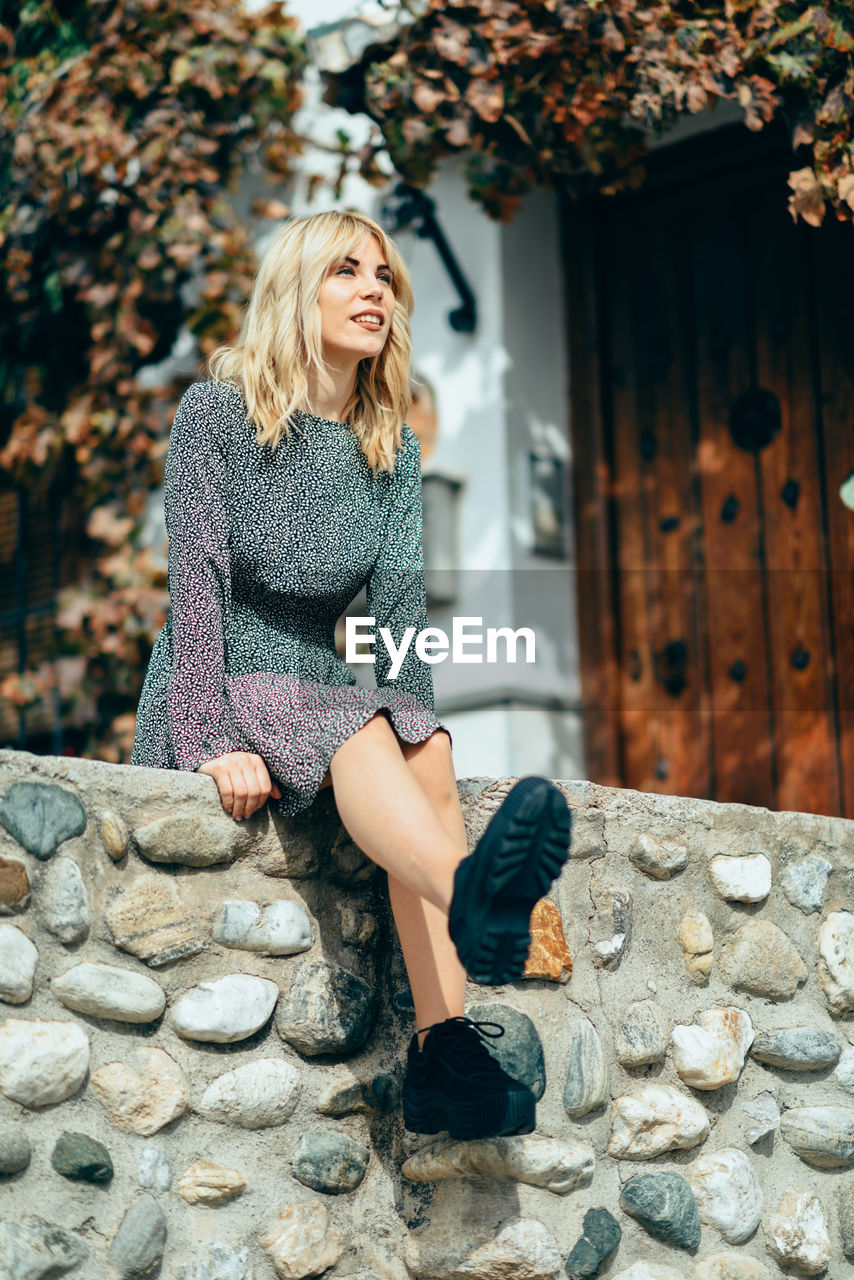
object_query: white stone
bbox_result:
[198,1058,301,1128]
[212,899,312,955]
[742,1091,780,1144]
[611,1266,684,1280]
[0,924,38,1004]
[402,1135,595,1195]
[818,911,854,1014]
[607,1083,710,1160]
[688,1147,763,1243]
[36,855,90,943]
[51,962,166,1023]
[404,1216,562,1280]
[137,1145,172,1190]
[172,974,278,1043]
[766,1187,832,1275]
[91,1046,188,1135]
[176,1160,246,1205]
[695,1256,773,1280]
[708,853,771,902]
[672,1007,754,1090]
[0,1017,89,1107]
[834,1045,854,1093]
[261,1203,342,1280]
[781,854,832,913]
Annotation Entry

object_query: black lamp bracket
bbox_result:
[382,183,477,334]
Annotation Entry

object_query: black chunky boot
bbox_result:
[401,1015,536,1141]
[448,776,572,985]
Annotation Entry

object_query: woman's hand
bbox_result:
[196,752,282,821]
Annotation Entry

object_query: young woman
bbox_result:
[131,209,572,1141]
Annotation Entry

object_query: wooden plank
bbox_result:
[689,183,775,806]
[561,195,622,785]
[750,184,841,816]
[812,216,854,817]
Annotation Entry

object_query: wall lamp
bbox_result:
[381,184,477,334]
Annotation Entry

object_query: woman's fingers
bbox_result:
[197,752,281,819]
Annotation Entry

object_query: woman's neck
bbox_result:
[306,359,358,423]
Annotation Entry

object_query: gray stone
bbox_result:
[566,1207,621,1280]
[839,1177,854,1259]
[719,919,807,1000]
[0,781,86,860]
[174,1243,254,1280]
[51,962,166,1023]
[276,960,375,1056]
[172,973,278,1044]
[750,1026,841,1070]
[291,1129,370,1194]
[110,1195,167,1278]
[0,1215,87,1278]
[338,903,376,947]
[817,911,854,1014]
[629,831,687,879]
[0,1126,31,1174]
[467,1003,546,1101]
[316,1071,397,1117]
[134,811,246,867]
[615,1000,666,1067]
[212,899,312,955]
[51,1131,113,1184]
[589,884,632,969]
[619,1170,701,1250]
[36,857,89,944]
[563,1019,608,1117]
[0,924,37,1003]
[329,825,376,884]
[780,1104,854,1167]
[835,1045,854,1093]
[781,854,832,912]
[137,1145,171,1190]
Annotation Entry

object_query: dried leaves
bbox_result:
[355,0,854,226]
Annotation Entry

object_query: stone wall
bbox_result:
[1,747,854,1280]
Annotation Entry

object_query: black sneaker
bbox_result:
[401,1015,536,1141]
[448,776,572,985]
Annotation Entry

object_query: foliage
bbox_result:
[0,0,306,760]
[348,0,854,224]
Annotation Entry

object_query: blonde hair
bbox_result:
[207,210,414,475]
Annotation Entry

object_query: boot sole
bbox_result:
[402,1083,535,1140]
[451,777,572,985]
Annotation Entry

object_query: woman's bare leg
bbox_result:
[323,716,469,1044]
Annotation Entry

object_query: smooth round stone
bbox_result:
[91,1047,188,1136]
[672,1007,754,1090]
[176,1160,246,1205]
[0,1018,89,1107]
[750,1026,841,1070]
[172,974,278,1043]
[780,1105,854,1167]
[615,1000,666,1067]
[467,1003,546,1100]
[719,920,807,999]
[766,1187,831,1274]
[708,853,771,902]
[316,1071,397,1117]
[839,1177,854,1259]
[607,1083,709,1160]
[36,856,90,943]
[563,1018,608,1117]
[0,1126,31,1174]
[0,1217,87,1276]
[51,962,166,1024]
[291,1130,370,1194]
[110,1196,167,1279]
[688,1147,763,1243]
[0,924,38,1004]
[199,1058,301,1128]
[276,961,374,1056]
[781,854,832,913]
[565,1207,621,1280]
[0,780,86,859]
[261,1205,342,1279]
[619,1170,701,1250]
[402,1135,594,1194]
[818,911,854,1014]
[134,812,244,868]
[629,832,687,879]
[835,1045,854,1094]
[212,899,313,955]
[51,1131,113,1184]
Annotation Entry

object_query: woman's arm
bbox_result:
[366,426,436,712]
[164,381,240,771]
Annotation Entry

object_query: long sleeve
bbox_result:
[164,381,238,771]
[366,425,436,712]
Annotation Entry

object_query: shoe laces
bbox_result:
[418,1015,508,1079]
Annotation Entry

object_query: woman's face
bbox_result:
[316,233,395,366]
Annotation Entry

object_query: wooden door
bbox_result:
[564,119,854,817]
